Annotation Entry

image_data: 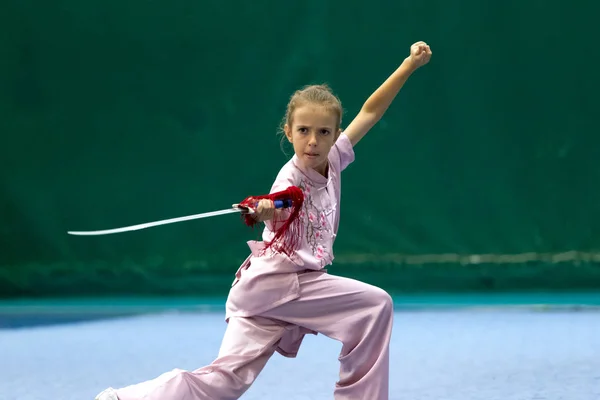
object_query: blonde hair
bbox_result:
[279,84,343,140]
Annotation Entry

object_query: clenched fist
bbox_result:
[251,199,276,222]
[407,41,432,69]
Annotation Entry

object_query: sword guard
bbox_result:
[232,204,255,214]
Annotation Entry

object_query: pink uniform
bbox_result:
[112,133,393,400]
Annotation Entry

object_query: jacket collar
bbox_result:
[291,155,329,187]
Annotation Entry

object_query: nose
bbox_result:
[308,132,318,146]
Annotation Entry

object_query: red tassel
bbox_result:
[238,186,304,257]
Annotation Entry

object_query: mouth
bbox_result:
[305,153,319,158]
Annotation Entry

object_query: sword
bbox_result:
[67,199,292,236]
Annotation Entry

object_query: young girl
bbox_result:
[96,41,432,400]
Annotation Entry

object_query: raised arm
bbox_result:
[343,41,432,147]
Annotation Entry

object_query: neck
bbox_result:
[315,163,329,177]
[293,156,329,180]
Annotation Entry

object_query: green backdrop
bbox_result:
[1,0,599,298]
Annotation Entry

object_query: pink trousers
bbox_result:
[115,271,394,400]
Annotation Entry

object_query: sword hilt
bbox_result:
[273,199,293,209]
[233,198,294,214]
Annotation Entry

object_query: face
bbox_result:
[284,104,340,176]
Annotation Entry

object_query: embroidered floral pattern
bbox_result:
[297,178,332,267]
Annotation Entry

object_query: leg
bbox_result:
[261,271,393,400]
[112,316,286,400]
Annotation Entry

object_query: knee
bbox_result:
[373,287,394,317]
[362,285,393,320]
[339,286,393,351]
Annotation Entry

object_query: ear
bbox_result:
[284,124,293,143]
[335,128,342,140]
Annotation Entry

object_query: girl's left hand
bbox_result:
[408,41,432,69]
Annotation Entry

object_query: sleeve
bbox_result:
[263,168,297,233]
[269,169,297,194]
[328,132,355,172]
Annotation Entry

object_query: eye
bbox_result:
[297,127,308,134]
[320,129,330,135]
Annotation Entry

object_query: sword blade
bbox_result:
[67,207,244,236]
